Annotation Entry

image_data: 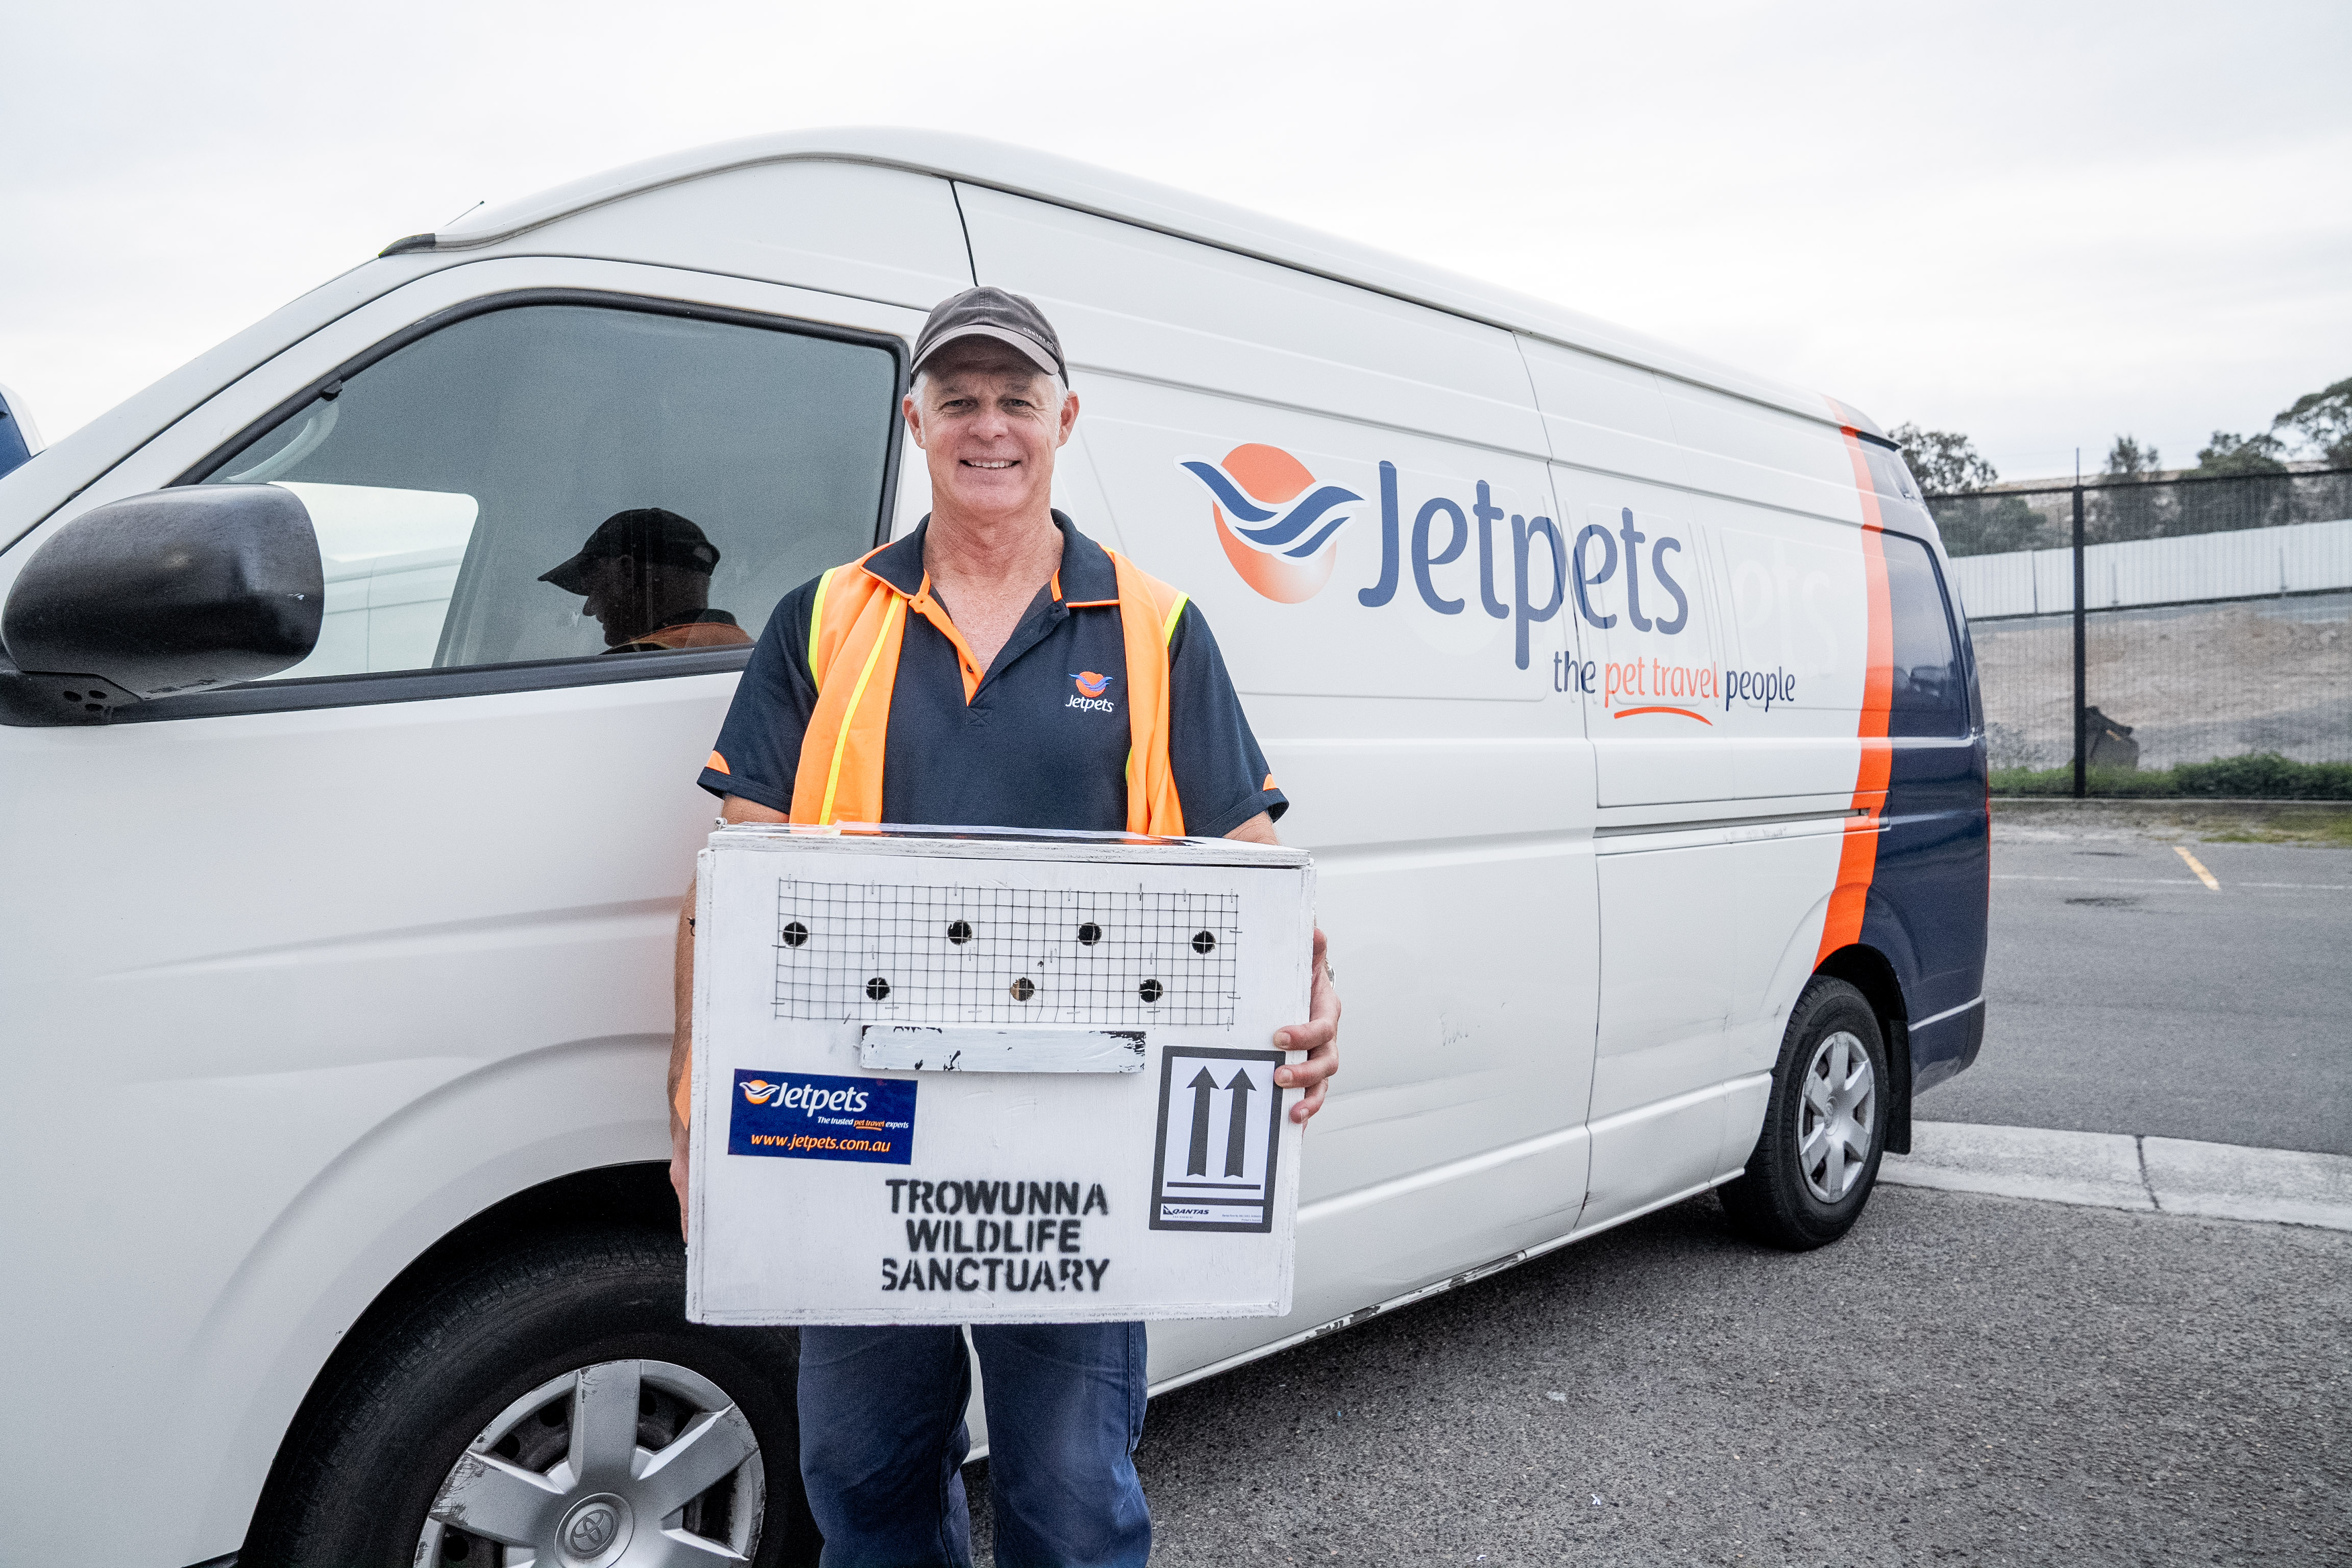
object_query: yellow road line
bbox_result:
[2174,845,2221,892]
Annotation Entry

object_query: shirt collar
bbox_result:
[863,511,1119,607]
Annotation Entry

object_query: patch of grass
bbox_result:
[2187,814,2352,846]
[1991,753,2352,801]
[2263,812,2352,848]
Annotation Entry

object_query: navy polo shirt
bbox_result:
[699,513,1288,838]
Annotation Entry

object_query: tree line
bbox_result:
[1894,374,2349,494]
[1892,375,2351,555]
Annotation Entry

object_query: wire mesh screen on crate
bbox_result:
[773,880,1241,1025]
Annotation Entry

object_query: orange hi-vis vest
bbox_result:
[788,545,1193,836]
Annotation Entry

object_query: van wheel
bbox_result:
[1719,977,1889,1251]
[242,1226,818,1567]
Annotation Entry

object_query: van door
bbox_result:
[0,258,928,1562]
[1523,343,1879,1224]
[957,186,1599,1368]
[1521,339,1737,1220]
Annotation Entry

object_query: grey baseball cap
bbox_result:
[910,287,1067,383]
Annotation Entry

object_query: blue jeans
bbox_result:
[796,1321,1151,1568]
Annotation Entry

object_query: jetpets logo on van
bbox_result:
[1178,448,1570,670]
[1176,448,1798,718]
[729,1068,917,1164]
[1178,445,1364,604]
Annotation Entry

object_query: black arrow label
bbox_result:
[1223,1068,1255,1177]
[1185,1066,1218,1175]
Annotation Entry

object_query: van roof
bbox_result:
[421,128,1877,438]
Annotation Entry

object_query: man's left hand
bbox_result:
[1273,926,1339,1123]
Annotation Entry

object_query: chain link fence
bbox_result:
[1926,469,2352,795]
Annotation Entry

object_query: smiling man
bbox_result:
[670,287,1340,1567]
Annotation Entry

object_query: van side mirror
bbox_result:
[0,485,324,724]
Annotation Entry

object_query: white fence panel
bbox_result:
[2282,519,2352,595]
[2033,551,2073,615]
[1945,550,2035,619]
[1947,517,2352,620]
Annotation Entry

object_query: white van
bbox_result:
[0,130,1987,1567]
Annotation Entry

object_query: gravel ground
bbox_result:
[1969,592,2350,770]
[965,1187,2350,1565]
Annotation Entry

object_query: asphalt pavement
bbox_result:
[967,1185,2349,1565]
[953,802,2350,1564]
[1917,819,2350,1155]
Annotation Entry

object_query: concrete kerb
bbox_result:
[1881,1121,2352,1232]
[2142,1137,2352,1229]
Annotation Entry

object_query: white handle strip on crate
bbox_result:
[859,1025,1149,1073]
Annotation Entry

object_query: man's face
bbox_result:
[903,342,1076,524]
[576,554,642,645]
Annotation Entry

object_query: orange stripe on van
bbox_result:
[1817,428,1895,966]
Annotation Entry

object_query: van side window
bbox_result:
[1880,531,1967,735]
[198,302,898,679]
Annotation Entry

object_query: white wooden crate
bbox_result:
[685,824,1314,1325]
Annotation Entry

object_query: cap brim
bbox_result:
[911,324,1062,381]
[539,555,591,594]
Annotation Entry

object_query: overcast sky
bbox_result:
[5,0,2346,482]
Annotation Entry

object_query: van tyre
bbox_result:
[1719,976,1889,1251]
[242,1224,818,1567]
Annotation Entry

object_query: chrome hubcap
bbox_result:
[415,1359,763,1567]
[1798,1029,1876,1203]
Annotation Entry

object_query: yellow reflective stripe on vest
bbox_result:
[817,594,903,824]
[1161,593,1190,645]
[806,565,838,688]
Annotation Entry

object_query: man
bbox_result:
[541,505,754,652]
[669,287,1340,1566]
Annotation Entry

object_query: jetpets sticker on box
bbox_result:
[728,1069,917,1164]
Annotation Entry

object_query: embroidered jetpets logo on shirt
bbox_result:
[1067,670,1116,714]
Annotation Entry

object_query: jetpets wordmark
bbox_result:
[1183,450,1811,723]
